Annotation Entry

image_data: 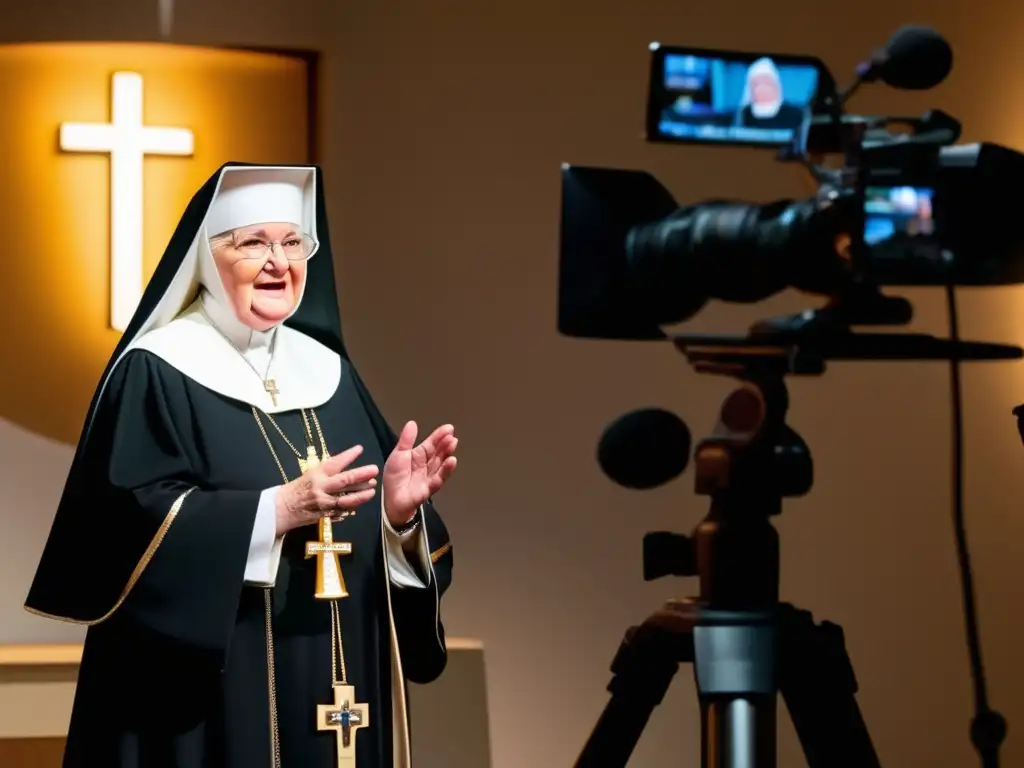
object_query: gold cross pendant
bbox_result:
[318,684,369,767]
[298,445,322,474]
[305,517,353,600]
[263,379,279,407]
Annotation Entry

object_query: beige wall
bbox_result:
[1,0,1024,766]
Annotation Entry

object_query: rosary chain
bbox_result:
[264,590,282,768]
[331,602,349,684]
[252,410,291,480]
[253,407,319,461]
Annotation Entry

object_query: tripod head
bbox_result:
[643,343,811,586]
[643,307,1020,586]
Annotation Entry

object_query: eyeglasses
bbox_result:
[228,232,318,261]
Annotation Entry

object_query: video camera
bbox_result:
[566,27,1018,768]
[559,27,1024,343]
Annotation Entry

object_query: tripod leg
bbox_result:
[777,604,882,768]
[575,604,695,768]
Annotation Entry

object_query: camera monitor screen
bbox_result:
[864,186,936,246]
[863,185,944,277]
[646,45,829,148]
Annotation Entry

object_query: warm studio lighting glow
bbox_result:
[0,42,313,444]
[59,72,195,332]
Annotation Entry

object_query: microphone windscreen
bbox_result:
[597,408,691,490]
[882,25,953,90]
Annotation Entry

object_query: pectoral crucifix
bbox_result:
[305,516,353,600]
[264,378,279,407]
[318,684,369,767]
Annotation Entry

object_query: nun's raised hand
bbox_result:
[382,421,458,526]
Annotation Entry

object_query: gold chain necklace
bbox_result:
[251,407,368,765]
[252,407,329,473]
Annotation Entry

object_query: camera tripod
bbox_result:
[574,324,1018,768]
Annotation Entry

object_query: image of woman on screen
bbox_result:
[735,57,807,130]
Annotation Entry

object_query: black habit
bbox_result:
[24,163,454,768]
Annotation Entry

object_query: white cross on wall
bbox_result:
[60,71,195,332]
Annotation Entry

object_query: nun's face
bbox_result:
[750,73,781,106]
[210,222,308,331]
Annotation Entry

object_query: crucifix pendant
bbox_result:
[298,446,323,474]
[264,378,279,407]
[305,517,353,600]
[318,684,369,767]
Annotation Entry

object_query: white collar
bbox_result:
[129,297,341,413]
